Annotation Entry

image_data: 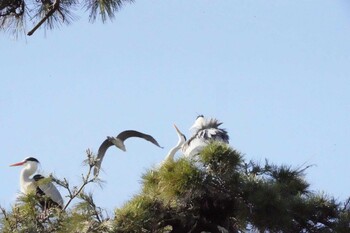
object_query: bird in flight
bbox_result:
[94,130,163,176]
[10,157,64,210]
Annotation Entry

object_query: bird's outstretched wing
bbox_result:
[94,130,162,176]
[117,130,163,148]
[94,139,113,176]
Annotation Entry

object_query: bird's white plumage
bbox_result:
[190,115,206,131]
[182,137,208,157]
[11,157,64,209]
[182,115,229,157]
[164,125,187,162]
[19,160,38,194]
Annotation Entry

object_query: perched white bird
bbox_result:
[182,115,229,157]
[94,130,163,176]
[163,124,187,162]
[10,157,64,209]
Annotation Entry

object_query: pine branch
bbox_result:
[0,206,14,231]
[63,164,95,210]
[0,206,7,220]
[51,150,98,211]
[27,0,60,36]
[77,192,103,223]
[342,197,350,211]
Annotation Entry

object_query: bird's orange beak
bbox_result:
[10,161,25,167]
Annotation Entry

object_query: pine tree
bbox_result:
[1,144,350,232]
[113,143,350,232]
[0,0,133,36]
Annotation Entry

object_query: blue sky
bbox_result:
[1,0,350,214]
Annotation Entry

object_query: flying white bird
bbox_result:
[182,115,229,157]
[163,124,187,163]
[10,157,64,209]
[94,130,163,176]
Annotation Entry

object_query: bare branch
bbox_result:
[61,153,98,210]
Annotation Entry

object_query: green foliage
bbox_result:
[0,193,112,233]
[56,192,111,233]
[143,158,203,201]
[114,194,169,232]
[335,198,350,233]
[1,144,350,233]
[114,143,350,232]
[0,193,62,232]
[86,0,134,23]
[0,0,134,36]
[200,142,243,173]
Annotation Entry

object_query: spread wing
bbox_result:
[93,131,163,177]
[94,138,113,176]
[117,130,163,148]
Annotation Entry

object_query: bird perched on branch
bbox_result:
[182,115,229,157]
[94,130,163,176]
[10,157,64,210]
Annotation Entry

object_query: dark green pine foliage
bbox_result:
[0,191,112,233]
[113,143,349,233]
[0,0,134,36]
[1,144,350,232]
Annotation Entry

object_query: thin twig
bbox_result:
[342,197,350,211]
[62,164,95,210]
[0,206,9,224]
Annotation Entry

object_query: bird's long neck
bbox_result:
[165,136,186,161]
[165,145,181,161]
[20,164,37,194]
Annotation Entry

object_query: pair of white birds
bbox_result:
[10,115,229,210]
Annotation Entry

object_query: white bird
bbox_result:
[94,130,163,176]
[163,124,187,162]
[10,157,64,209]
[182,115,229,157]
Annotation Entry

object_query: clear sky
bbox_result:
[1,0,350,215]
